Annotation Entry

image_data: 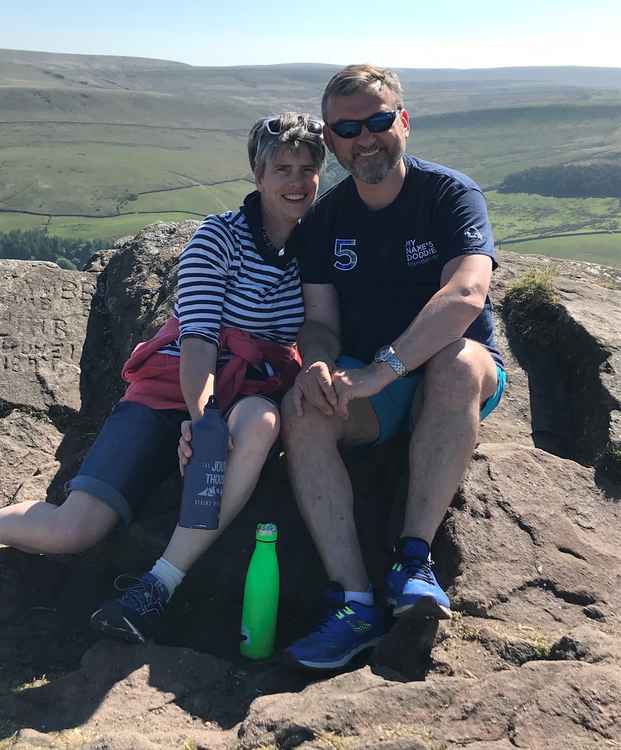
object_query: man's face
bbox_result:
[324,86,410,185]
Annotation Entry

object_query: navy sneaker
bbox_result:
[285,582,386,671]
[385,538,451,619]
[90,572,170,644]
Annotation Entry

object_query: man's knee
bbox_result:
[425,339,486,407]
[280,390,340,448]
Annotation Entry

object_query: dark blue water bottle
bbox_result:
[179,396,229,530]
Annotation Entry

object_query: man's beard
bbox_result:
[339,141,404,184]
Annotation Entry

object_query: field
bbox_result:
[1,50,621,263]
[501,233,621,267]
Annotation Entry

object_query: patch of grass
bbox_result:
[12,674,51,693]
[502,268,564,347]
[505,268,559,308]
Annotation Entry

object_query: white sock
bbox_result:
[150,557,185,599]
[345,588,374,607]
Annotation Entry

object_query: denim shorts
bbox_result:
[68,401,188,525]
[68,394,279,525]
[336,355,506,446]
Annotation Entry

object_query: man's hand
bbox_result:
[292,360,338,417]
[332,364,395,419]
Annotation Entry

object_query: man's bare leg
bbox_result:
[281,393,379,593]
[0,491,119,555]
[403,338,499,542]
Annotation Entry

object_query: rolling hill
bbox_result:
[1,49,620,265]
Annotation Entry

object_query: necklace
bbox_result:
[262,228,286,257]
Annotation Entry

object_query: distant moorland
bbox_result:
[1,49,620,266]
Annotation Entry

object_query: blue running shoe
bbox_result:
[285,583,386,671]
[385,538,451,619]
[90,572,170,644]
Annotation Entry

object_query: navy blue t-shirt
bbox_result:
[289,155,503,368]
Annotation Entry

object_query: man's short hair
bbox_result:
[247,112,326,177]
[321,64,404,120]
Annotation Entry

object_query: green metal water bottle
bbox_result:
[240,523,279,660]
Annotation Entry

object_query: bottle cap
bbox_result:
[256,522,278,542]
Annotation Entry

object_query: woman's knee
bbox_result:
[51,491,119,553]
[228,397,280,452]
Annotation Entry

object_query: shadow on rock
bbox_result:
[372,616,439,682]
[4,639,322,737]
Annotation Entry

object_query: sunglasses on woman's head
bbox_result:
[263,115,324,137]
[328,110,400,139]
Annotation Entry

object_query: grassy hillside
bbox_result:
[1,50,620,265]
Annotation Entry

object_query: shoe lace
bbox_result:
[314,605,354,635]
[396,557,435,585]
[113,575,166,616]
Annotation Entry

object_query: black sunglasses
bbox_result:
[263,115,324,137]
[328,109,400,139]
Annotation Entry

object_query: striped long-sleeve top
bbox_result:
[158,201,305,362]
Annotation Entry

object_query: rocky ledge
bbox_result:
[0,224,619,749]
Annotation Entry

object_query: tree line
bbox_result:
[498,163,621,199]
[0,229,108,270]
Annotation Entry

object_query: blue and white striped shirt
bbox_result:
[158,207,304,359]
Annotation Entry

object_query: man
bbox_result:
[282,64,506,671]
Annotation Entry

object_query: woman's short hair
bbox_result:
[321,64,404,120]
[248,112,326,177]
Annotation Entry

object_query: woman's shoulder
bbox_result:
[200,207,244,233]
[188,208,249,251]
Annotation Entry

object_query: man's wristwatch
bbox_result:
[373,345,408,377]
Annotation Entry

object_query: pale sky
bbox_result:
[3,0,621,69]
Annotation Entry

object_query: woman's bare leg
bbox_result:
[0,491,119,555]
[161,396,280,572]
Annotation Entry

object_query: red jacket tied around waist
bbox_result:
[121,317,301,413]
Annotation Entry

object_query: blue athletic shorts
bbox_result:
[336,355,506,446]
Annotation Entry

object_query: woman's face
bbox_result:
[255,143,320,227]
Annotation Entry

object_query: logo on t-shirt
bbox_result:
[405,239,438,266]
[464,226,484,242]
[334,239,358,271]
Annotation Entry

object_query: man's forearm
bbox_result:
[179,337,218,421]
[297,320,341,368]
[392,287,484,373]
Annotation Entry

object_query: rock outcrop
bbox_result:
[0,226,619,750]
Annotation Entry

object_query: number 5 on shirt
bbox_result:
[333,239,358,271]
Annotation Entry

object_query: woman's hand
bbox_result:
[178,416,235,476]
[292,360,338,417]
[178,420,193,477]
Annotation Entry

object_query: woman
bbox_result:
[0,113,325,643]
